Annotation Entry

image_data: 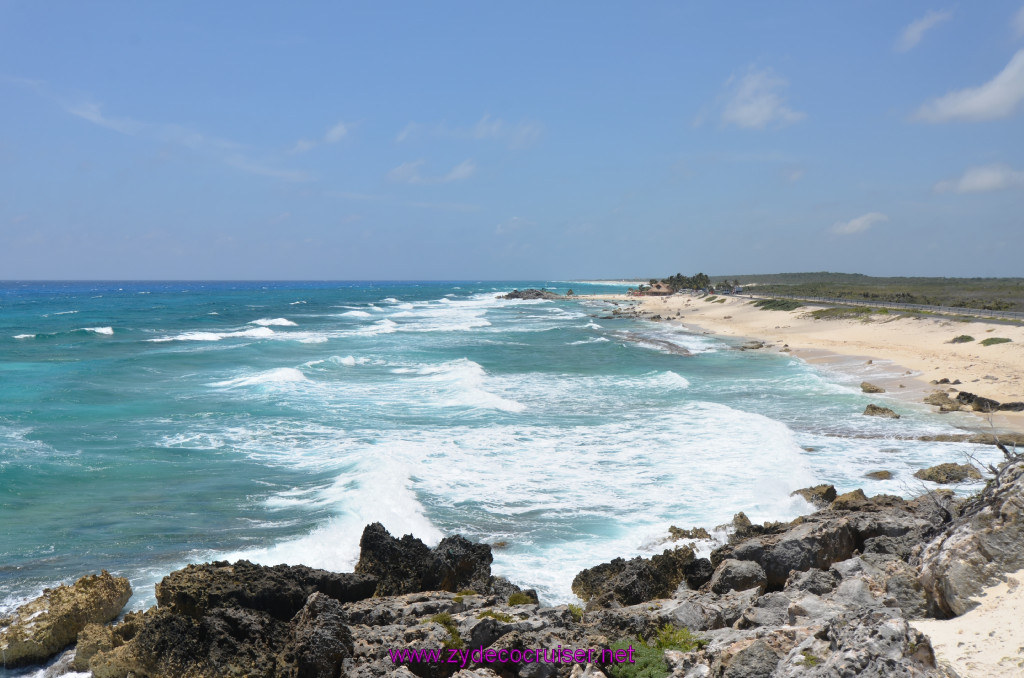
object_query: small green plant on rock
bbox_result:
[981,337,1012,346]
[476,609,515,623]
[797,651,822,666]
[507,592,534,606]
[567,604,583,622]
[950,335,974,343]
[606,624,707,678]
[427,612,464,649]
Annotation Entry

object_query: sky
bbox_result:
[1,2,1023,280]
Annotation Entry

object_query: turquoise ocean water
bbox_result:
[0,280,1001,668]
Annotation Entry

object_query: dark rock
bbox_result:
[864,404,900,419]
[0,571,131,667]
[790,484,837,508]
[156,560,375,621]
[498,289,559,300]
[281,593,353,678]
[999,401,1024,412]
[913,463,982,484]
[709,559,767,595]
[571,546,697,606]
[355,523,492,596]
[865,470,892,480]
[860,381,885,393]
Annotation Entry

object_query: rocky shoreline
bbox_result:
[4,453,1023,677]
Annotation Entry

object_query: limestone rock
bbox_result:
[709,559,767,595]
[920,460,1024,616]
[790,484,837,509]
[860,381,885,393]
[571,546,707,607]
[865,470,893,480]
[0,570,131,667]
[913,463,981,484]
[156,560,376,621]
[864,404,900,419]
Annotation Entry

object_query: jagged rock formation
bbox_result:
[919,459,1024,617]
[571,546,712,608]
[860,381,885,393]
[15,464,1024,677]
[0,570,131,667]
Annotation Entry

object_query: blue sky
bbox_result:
[1,2,1023,279]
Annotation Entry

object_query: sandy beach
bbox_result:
[911,570,1024,677]
[585,292,1024,434]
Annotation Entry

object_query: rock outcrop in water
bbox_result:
[17,459,1024,677]
[0,570,131,667]
[499,289,560,300]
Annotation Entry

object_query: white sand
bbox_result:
[618,293,1024,433]
[912,571,1024,677]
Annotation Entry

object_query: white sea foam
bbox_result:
[381,297,399,303]
[82,326,114,335]
[211,367,309,388]
[340,310,372,318]
[13,334,35,339]
[52,310,79,315]
[567,337,610,345]
[416,359,526,412]
[149,327,275,342]
[250,317,297,327]
[225,457,442,572]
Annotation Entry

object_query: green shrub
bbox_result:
[950,335,974,343]
[797,651,822,666]
[476,609,515,623]
[568,604,583,622]
[751,299,803,311]
[606,625,707,678]
[980,337,1012,346]
[806,306,873,320]
[427,612,464,649]
[704,295,718,302]
[457,589,478,596]
[507,592,534,606]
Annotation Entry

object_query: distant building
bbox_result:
[645,282,673,296]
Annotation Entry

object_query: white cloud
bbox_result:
[387,159,476,184]
[395,115,543,149]
[1015,5,1024,37]
[935,163,1024,193]
[719,67,805,130]
[915,49,1024,122]
[324,121,348,143]
[831,212,889,235]
[59,98,308,181]
[291,119,350,153]
[896,9,952,52]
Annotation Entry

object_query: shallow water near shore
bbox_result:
[0,281,1004,639]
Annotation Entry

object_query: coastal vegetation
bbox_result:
[710,272,1024,312]
[980,337,1012,346]
[950,335,975,343]
[751,298,803,311]
[608,625,708,678]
